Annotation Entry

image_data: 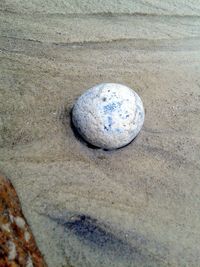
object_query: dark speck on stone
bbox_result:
[104,102,122,113]
[104,103,116,113]
[108,116,112,128]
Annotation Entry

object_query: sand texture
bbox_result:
[0,1,200,266]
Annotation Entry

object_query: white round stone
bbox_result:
[72,83,145,150]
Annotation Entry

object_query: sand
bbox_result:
[0,1,200,266]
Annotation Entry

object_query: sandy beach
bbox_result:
[1,1,200,266]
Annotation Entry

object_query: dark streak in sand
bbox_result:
[45,212,168,266]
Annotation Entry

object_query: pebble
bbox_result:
[72,83,145,150]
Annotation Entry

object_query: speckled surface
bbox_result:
[0,1,200,267]
[0,174,47,266]
[72,83,144,149]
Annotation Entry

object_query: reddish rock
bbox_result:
[0,174,47,267]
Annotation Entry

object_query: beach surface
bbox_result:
[1,1,200,266]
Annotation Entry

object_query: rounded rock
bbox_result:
[72,83,145,150]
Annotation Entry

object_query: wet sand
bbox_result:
[1,1,200,266]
